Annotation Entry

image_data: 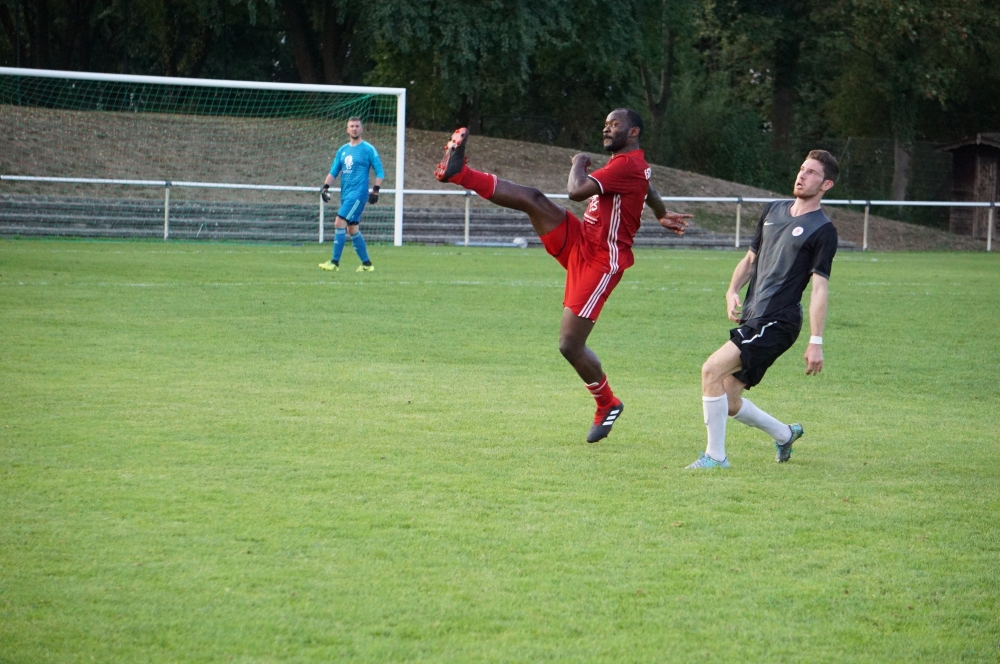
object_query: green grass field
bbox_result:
[1,239,998,662]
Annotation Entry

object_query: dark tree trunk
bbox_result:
[280,0,322,83]
[890,139,911,201]
[890,95,917,201]
[637,0,675,160]
[78,12,96,71]
[59,0,99,69]
[0,5,15,51]
[4,0,33,68]
[770,36,799,152]
[183,28,214,78]
[321,6,352,85]
[32,0,50,68]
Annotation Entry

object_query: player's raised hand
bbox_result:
[571,153,592,170]
[368,185,380,205]
[320,184,331,203]
[804,344,824,375]
[726,291,742,322]
[657,210,692,236]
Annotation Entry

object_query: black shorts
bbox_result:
[729,317,802,388]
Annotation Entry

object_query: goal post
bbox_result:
[0,67,406,245]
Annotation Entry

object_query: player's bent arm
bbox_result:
[324,174,335,187]
[567,154,601,201]
[645,184,667,218]
[647,184,692,235]
[726,250,756,322]
[804,273,829,375]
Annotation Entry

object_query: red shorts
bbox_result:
[540,212,623,322]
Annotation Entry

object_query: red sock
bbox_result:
[586,375,617,411]
[455,167,497,200]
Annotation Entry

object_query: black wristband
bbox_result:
[372,185,380,193]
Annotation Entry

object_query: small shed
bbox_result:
[937,133,1000,238]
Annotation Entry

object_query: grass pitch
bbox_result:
[1,239,998,662]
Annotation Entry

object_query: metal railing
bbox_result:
[2,175,996,251]
[656,196,996,251]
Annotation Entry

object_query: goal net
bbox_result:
[0,68,405,244]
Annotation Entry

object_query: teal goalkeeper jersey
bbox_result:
[329,141,385,201]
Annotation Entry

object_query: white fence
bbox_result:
[1,175,996,251]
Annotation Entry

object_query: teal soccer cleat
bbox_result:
[685,453,730,469]
[775,423,803,463]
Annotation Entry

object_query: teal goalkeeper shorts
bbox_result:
[337,197,366,223]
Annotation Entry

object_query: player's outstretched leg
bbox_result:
[558,308,623,443]
[435,128,566,237]
[732,399,802,462]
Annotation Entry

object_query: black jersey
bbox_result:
[742,200,838,324]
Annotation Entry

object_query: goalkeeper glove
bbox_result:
[320,184,331,203]
[368,185,380,205]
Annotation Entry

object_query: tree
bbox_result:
[0,0,293,79]
[365,0,571,129]
[831,0,984,199]
[0,0,101,70]
[633,0,687,160]
[276,0,367,84]
[710,0,816,153]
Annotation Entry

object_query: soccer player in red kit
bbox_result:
[435,109,692,443]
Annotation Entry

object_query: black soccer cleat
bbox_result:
[434,128,469,183]
[587,400,624,443]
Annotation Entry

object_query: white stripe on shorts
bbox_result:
[580,272,613,319]
[740,320,778,344]
[607,194,621,274]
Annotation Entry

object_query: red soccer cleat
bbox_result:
[434,128,469,183]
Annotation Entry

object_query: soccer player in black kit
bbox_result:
[687,150,840,469]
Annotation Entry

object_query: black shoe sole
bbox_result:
[586,402,624,443]
[435,128,468,182]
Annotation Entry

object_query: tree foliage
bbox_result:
[825,0,989,198]
[2,0,999,198]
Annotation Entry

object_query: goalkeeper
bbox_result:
[319,116,384,272]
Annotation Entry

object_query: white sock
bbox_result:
[703,395,728,461]
[733,398,791,444]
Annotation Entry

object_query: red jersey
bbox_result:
[582,149,651,273]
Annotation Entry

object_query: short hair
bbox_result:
[807,149,839,183]
[347,116,363,124]
[613,108,644,139]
